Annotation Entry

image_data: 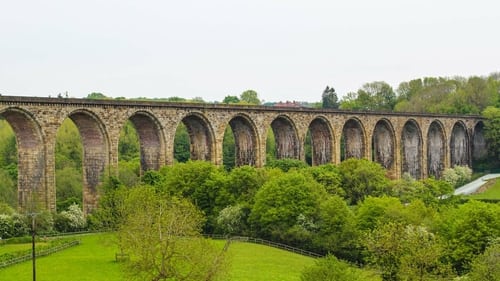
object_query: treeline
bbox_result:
[334,73,500,114]
[90,160,499,280]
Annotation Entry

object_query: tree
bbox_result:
[338,158,390,204]
[322,86,339,109]
[265,158,308,172]
[250,171,326,243]
[118,120,140,162]
[222,126,235,170]
[222,95,239,104]
[365,223,450,281]
[301,255,365,281]
[239,90,261,105]
[340,82,395,111]
[173,123,190,163]
[355,196,405,232]
[468,238,500,281]
[305,164,344,197]
[162,161,228,232]
[314,195,359,261]
[117,186,228,281]
[437,200,500,274]
[86,92,109,99]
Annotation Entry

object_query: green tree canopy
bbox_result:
[321,86,339,109]
[250,171,326,241]
[239,90,261,105]
[117,186,228,281]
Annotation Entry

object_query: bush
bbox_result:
[0,214,13,239]
[35,211,54,233]
[301,255,366,281]
[11,213,29,237]
[442,165,472,188]
[54,204,86,232]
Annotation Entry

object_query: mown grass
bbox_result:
[226,241,315,281]
[0,233,123,281]
[469,178,500,200]
[0,233,315,281]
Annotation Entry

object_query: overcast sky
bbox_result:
[1,0,499,102]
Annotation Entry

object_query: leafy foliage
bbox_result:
[117,186,228,281]
[250,171,325,244]
[338,158,390,204]
[301,255,365,281]
[321,86,339,109]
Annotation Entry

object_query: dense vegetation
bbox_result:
[1,73,499,280]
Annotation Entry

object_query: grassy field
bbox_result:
[0,233,315,281]
[469,178,500,200]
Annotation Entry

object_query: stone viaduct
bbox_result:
[0,96,487,214]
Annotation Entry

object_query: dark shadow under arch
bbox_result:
[450,121,469,167]
[342,118,365,160]
[427,121,446,178]
[181,113,214,162]
[270,116,300,159]
[372,119,395,170]
[68,110,109,214]
[128,111,164,172]
[229,115,258,167]
[308,117,333,165]
[472,121,488,165]
[401,120,422,179]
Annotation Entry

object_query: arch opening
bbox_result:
[401,120,422,179]
[0,109,46,211]
[117,120,140,187]
[341,119,365,160]
[55,118,83,211]
[68,111,109,214]
[308,118,333,166]
[0,118,19,209]
[177,114,214,162]
[227,116,257,168]
[270,116,300,160]
[372,119,395,170]
[450,122,469,167]
[427,121,446,178]
[128,112,164,172]
[472,121,488,170]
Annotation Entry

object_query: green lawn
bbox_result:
[0,233,314,281]
[0,233,123,281]
[226,241,315,281]
[0,242,47,255]
[469,178,500,200]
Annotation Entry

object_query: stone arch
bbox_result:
[450,121,469,167]
[127,111,165,172]
[228,114,259,167]
[427,120,446,178]
[308,116,334,165]
[342,118,365,160]
[0,107,46,211]
[270,115,300,159]
[67,109,110,214]
[472,121,488,165]
[372,119,395,170]
[401,119,423,179]
[180,113,215,162]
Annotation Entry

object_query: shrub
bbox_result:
[54,204,86,232]
[442,165,472,188]
[0,214,13,239]
[301,255,365,281]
